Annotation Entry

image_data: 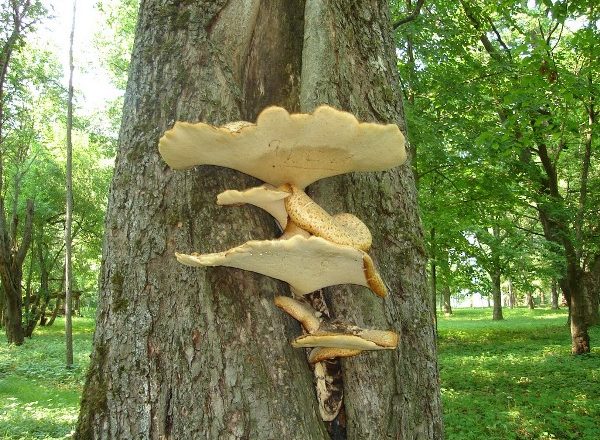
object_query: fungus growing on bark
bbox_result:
[217,184,290,229]
[282,184,372,251]
[158,105,406,424]
[159,105,406,189]
[308,347,362,364]
[274,295,398,353]
[274,294,399,422]
[176,235,387,297]
[218,183,373,250]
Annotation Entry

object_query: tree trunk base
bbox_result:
[571,333,590,354]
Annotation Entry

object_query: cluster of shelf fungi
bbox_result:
[158,106,407,422]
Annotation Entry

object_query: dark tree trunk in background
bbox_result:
[492,271,503,320]
[584,256,599,325]
[442,285,452,316]
[551,278,559,310]
[0,199,34,344]
[508,278,515,309]
[76,1,443,439]
[527,292,535,310]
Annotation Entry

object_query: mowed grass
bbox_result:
[438,307,600,440]
[0,310,598,439]
[0,318,94,440]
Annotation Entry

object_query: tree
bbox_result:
[76,1,443,439]
[64,0,77,368]
[0,0,45,344]
[394,0,599,352]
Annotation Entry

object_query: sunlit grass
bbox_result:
[438,307,600,440]
[0,318,94,440]
[1,309,599,439]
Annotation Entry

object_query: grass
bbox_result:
[0,309,598,439]
[438,307,600,440]
[0,318,94,440]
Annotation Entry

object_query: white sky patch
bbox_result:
[36,0,121,116]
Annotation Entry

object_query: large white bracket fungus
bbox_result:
[176,235,387,297]
[274,295,399,422]
[217,184,291,229]
[158,105,405,424]
[274,296,398,353]
[159,105,406,189]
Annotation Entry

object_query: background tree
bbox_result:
[64,0,77,368]
[75,1,443,439]
[0,0,45,344]
[394,0,599,352]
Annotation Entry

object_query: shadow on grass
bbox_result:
[0,318,94,440]
[438,308,600,440]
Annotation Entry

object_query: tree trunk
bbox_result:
[508,278,515,309]
[46,296,60,327]
[76,1,443,439]
[3,280,24,344]
[0,198,34,344]
[492,270,503,320]
[551,278,559,310]
[526,291,535,309]
[442,285,452,316]
[64,0,77,368]
[583,256,599,325]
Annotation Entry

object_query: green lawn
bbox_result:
[0,309,598,439]
[438,307,600,440]
[0,318,94,440]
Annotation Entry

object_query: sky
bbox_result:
[37,0,121,115]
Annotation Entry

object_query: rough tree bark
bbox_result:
[64,0,77,368]
[442,285,452,316]
[551,278,559,310]
[76,1,443,439]
[491,269,503,321]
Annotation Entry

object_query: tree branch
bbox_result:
[393,0,425,30]
[15,199,33,266]
[487,17,511,60]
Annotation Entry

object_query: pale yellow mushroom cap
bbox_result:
[175,235,387,297]
[292,327,398,350]
[158,105,406,189]
[217,184,290,229]
[308,347,363,364]
[273,296,321,334]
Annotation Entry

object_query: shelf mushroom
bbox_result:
[217,183,373,250]
[158,105,406,423]
[159,105,406,189]
[175,235,387,297]
[217,184,290,230]
[274,296,399,355]
[274,295,399,422]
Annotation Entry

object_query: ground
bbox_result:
[0,309,598,439]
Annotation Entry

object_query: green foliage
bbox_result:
[0,318,94,439]
[0,3,116,340]
[439,308,600,439]
[393,0,600,311]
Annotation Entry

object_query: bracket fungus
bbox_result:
[175,235,387,297]
[217,184,290,229]
[159,105,406,189]
[274,296,398,352]
[158,105,406,423]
